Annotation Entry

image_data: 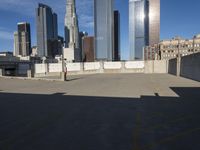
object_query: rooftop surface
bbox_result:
[0,74,200,150]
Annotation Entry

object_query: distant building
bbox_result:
[129,0,160,60]
[14,22,31,57]
[36,3,58,58]
[58,36,64,55]
[144,35,200,60]
[144,44,159,60]
[0,52,13,57]
[113,10,120,61]
[79,31,88,61]
[82,36,94,62]
[64,0,81,62]
[31,46,38,57]
[94,0,114,61]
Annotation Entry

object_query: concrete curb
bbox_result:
[0,76,63,82]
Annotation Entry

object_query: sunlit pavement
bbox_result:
[0,74,200,150]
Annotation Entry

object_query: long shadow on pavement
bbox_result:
[0,87,200,150]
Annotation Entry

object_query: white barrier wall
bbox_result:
[34,60,168,76]
[125,61,144,69]
[104,62,122,69]
[49,63,62,73]
[84,62,101,71]
[67,63,81,72]
[35,64,46,74]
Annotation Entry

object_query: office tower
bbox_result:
[114,11,120,61]
[149,0,160,45]
[82,36,94,62]
[14,22,31,57]
[57,36,64,56]
[65,0,79,48]
[129,0,160,60]
[36,3,58,58]
[64,0,81,62]
[79,31,88,61]
[94,0,114,61]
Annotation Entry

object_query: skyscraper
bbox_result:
[82,36,95,62]
[65,0,79,49]
[79,31,88,61]
[149,0,160,45]
[64,0,81,62]
[94,0,114,61]
[129,0,160,60]
[14,22,31,57]
[114,10,120,61]
[36,3,58,58]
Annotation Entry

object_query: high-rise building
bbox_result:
[79,31,88,61]
[114,10,120,61]
[129,0,160,60]
[14,22,31,57]
[36,3,58,58]
[64,0,79,49]
[64,0,81,62]
[94,0,114,61]
[82,36,95,62]
[149,0,160,46]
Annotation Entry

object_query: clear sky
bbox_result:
[0,0,200,60]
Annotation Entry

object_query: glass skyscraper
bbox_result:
[129,0,160,60]
[94,0,114,61]
[36,3,58,57]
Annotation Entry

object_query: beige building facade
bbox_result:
[145,34,200,60]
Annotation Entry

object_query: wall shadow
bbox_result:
[0,87,200,150]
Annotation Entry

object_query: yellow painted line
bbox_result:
[133,112,141,150]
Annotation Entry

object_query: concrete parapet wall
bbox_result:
[168,53,200,81]
[49,63,62,73]
[180,53,200,81]
[67,63,81,72]
[125,61,144,69]
[104,62,122,70]
[168,58,177,75]
[35,64,46,74]
[144,60,168,74]
[84,62,101,71]
[34,60,169,77]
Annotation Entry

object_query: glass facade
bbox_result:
[36,3,58,57]
[94,0,114,61]
[149,0,160,45]
[129,0,149,60]
[129,0,160,60]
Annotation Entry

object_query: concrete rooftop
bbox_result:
[0,74,200,150]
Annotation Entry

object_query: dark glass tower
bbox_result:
[94,0,114,61]
[36,3,58,57]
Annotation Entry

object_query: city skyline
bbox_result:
[0,0,200,60]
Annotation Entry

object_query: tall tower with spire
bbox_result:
[64,0,79,49]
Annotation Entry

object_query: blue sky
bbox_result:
[0,0,200,60]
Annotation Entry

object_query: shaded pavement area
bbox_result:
[0,74,200,150]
